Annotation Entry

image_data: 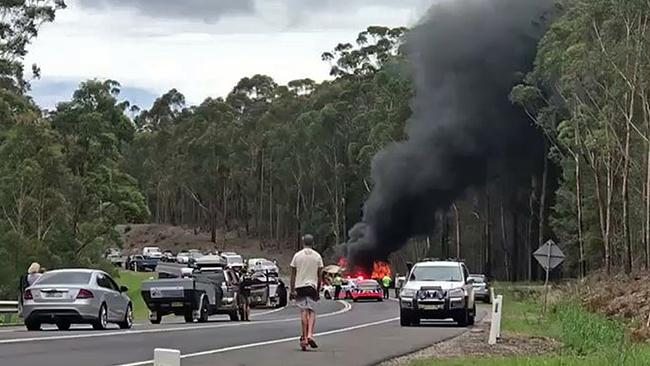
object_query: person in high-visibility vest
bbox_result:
[332,273,343,300]
[381,275,392,299]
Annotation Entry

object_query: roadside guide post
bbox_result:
[533,240,566,314]
[154,348,180,366]
[488,295,503,345]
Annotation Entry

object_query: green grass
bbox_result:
[412,349,650,366]
[0,314,19,326]
[115,270,154,321]
[411,285,650,366]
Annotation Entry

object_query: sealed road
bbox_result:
[0,300,485,366]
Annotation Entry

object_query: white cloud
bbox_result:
[26,0,431,107]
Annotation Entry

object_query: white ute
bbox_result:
[399,260,476,327]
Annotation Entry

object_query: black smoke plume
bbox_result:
[345,0,555,270]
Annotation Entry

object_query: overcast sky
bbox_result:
[26,0,433,109]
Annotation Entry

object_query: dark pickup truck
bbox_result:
[141,258,243,324]
[127,255,159,272]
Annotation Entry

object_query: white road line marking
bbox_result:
[0,301,350,345]
[250,306,286,318]
[115,315,399,366]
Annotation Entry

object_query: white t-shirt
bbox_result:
[290,248,324,289]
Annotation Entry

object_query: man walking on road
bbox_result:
[290,234,323,351]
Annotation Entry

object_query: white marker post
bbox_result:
[154,348,181,366]
[488,295,503,345]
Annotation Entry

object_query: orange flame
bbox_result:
[371,261,392,280]
[338,257,348,268]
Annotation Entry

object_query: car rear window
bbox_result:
[36,272,92,285]
[469,276,485,283]
[358,281,379,288]
[226,256,243,264]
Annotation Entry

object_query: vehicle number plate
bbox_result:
[421,303,443,310]
[172,302,184,308]
[46,292,64,298]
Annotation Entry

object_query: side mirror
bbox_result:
[120,286,129,293]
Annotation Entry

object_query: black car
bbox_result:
[127,255,159,272]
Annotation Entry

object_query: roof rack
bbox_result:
[420,258,466,263]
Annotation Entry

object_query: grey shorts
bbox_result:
[295,296,318,310]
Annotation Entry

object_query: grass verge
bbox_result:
[411,284,650,366]
[115,270,153,321]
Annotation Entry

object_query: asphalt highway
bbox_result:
[0,300,486,366]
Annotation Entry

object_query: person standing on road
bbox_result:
[332,273,343,300]
[381,274,392,299]
[238,266,252,321]
[290,234,323,351]
[27,263,42,286]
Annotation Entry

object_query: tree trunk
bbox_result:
[643,94,650,270]
[511,210,519,282]
[295,187,302,250]
[259,150,264,237]
[269,171,273,240]
[605,153,613,275]
[623,109,632,274]
[527,176,537,281]
[484,189,492,277]
[452,203,461,260]
[538,145,548,250]
[575,132,586,278]
[440,211,449,259]
[500,202,511,280]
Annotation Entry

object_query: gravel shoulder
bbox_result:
[377,308,561,366]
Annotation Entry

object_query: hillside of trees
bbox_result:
[2,0,650,297]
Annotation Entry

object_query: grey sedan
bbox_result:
[22,269,133,331]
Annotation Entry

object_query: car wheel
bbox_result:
[229,310,240,321]
[150,311,162,325]
[324,291,331,300]
[198,297,209,323]
[411,313,421,326]
[184,310,194,323]
[468,304,476,326]
[400,310,412,327]
[277,285,288,308]
[56,321,71,331]
[378,298,383,302]
[119,304,134,329]
[455,309,470,327]
[92,304,108,330]
[25,320,41,331]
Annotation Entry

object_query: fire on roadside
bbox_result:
[371,261,392,280]
[336,257,392,280]
[338,257,348,268]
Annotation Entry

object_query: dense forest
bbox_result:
[2,0,650,297]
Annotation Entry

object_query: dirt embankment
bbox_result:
[115,224,297,270]
[582,271,650,341]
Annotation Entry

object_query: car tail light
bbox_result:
[76,289,94,299]
[23,289,33,300]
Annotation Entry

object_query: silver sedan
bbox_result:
[22,269,133,331]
